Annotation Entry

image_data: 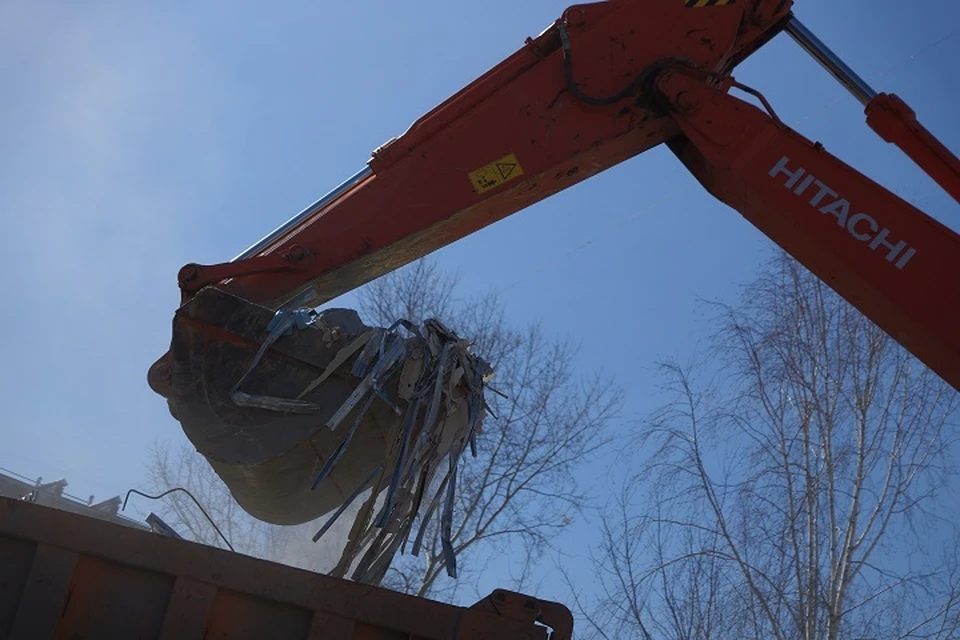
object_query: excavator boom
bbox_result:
[147,0,960,539]
[165,0,796,311]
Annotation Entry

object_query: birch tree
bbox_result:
[583,252,960,640]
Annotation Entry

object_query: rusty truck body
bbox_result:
[0,498,572,639]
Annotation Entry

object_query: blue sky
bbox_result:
[2,0,958,603]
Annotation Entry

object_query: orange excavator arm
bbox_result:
[151,0,960,394]
[165,0,795,315]
[146,0,959,534]
[662,68,960,388]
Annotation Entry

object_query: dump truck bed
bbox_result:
[0,497,571,639]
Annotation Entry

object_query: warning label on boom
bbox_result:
[468,153,525,195]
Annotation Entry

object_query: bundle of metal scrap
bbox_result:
[222,303,494,584]
[308,317,494,584]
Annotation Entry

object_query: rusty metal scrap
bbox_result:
[319,317,493,584]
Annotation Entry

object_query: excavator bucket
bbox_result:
[148,286,492,583]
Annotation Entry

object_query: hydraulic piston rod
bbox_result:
[785,17,878,106]
[786,17,960,204]
[233,165,374,261]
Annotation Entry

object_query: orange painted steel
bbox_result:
[0,498,572,639]
[866,93,960,204]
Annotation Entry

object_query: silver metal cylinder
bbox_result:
[785,17,878,107]
[234,164,374,261]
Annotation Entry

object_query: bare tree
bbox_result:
[582,252,960,640]
[359,259,623,600]
[140,258,622,603]
[564,479,741,640]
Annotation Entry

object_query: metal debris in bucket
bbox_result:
[302,316,493,584]
[161,285,493,583]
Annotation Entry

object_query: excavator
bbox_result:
[146,0,960,586]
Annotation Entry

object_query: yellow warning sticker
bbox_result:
[468,153,524,195]
[685,0,735,7]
